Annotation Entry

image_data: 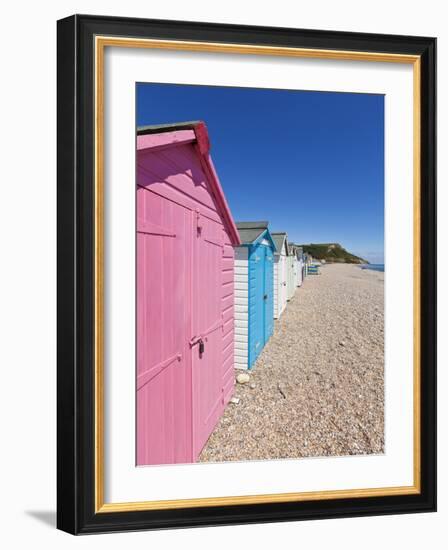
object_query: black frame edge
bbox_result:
[419,37,437,514]
[57,14,78,535]
[57,14,437,535]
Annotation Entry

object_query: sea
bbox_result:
[360,264,385,272]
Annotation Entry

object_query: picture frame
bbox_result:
[57,14,436,534]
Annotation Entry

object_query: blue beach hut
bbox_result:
[233,221,276,370]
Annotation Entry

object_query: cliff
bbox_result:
[300,243,368,264]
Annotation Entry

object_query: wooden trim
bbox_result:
[97,36,420,64]
[413,57,422,492]
[94,33,105,514]
[97,485,420,513]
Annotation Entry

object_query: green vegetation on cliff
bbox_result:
[300,243,368,264]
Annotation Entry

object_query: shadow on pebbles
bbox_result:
[199,263,384,463]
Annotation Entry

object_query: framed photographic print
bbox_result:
[57,14,436,534]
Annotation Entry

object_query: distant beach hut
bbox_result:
[295,246,304,286]
[286,245,297,300]
[288,243,300,289]
[136,121,241,465]
[234,221,276,370]
[271,232,289,319]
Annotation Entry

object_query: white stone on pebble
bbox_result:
[236,373,250,384]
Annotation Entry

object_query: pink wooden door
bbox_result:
[136,188,193,466]
[191,213,225,458]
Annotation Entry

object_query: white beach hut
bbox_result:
[295,246,304,287]
[289,243,304,287]
[286,245,297,301]
[271,233,288,319]
[288,243,299,289]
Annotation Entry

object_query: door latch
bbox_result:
[198,339,205,355]
[190,336,205,355]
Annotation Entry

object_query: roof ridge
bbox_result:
[235,221,269,228]
[137,121,203,135]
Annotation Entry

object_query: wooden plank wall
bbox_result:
[233,247,249,369]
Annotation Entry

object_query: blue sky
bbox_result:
[137,83,384,263]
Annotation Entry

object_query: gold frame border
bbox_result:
[94,36,421,513]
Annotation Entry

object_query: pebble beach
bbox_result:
[200,263,384,463]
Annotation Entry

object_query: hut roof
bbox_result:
[271,232,288,255]
[235,221,269,245]
[288,243,304,258]
[137,121,240,246]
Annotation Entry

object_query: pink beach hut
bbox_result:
[136,121,241,466]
